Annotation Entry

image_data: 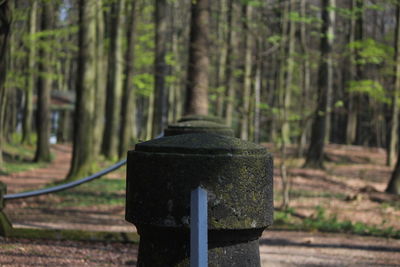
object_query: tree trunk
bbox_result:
[223,0,236,126]
[152,0,168,137]
[67,0,97,180]
[0,0,11,166]
[280,0,295,145]
[215,0,227,117]
[387,1,400,167]
[297,0,311,157]
[346,0,357,145]
[240,4,252,141]
[304,0,335,169]
[386,0,400,195]
[184,0,209,115]
[102,0,126,159]
[35,1,53,162]
[119,0,137,158]
[22,0,37,145]
[93,0,107,156]
[254,53,261,143]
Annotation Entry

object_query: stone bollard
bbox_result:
[0,182,12,237]
[178,115,226,124]
[164,120,234,137]
[126,133,273,266]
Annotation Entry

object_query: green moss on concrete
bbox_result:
[134,133,268,155]
[0,211,12,237]
[164,120,234,137]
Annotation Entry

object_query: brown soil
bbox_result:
[1,230,399,266]
[270,144,400,229]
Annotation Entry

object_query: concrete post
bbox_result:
[178,115,226,124]
[0,182,12,237]
[164,120,234,137]
[126,133,273,266]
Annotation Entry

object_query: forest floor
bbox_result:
[0,143,400,266]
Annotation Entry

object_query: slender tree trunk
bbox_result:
[223,0,236,125]
[354,0,367,146]
[67,0,97,180]
[152,0,168,137]
[184,0,209,115]
[346,0,357,144]
[216,0,227,117]
[119,0,137,158]
[387,2,400,167]
[93,0,107,156]
[276,0,289,145]
[386,1,400,194]
[146,93,154,140]
[254,53,261,143]
[35,1,53,162]
[298,0,311,157]
[304,0,335,169]
[0,0,11,165]
[240,4,253,140]
[280,0,295,145]
[102,0,126,159]
[22,0,37,144]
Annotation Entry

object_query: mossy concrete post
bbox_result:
[178,115,226,124]
[164,120,234,137]
[126,133,273,266]
[0,182,12,237]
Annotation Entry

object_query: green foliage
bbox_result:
[132,3,155,98]
[348,38,393,65]
[303,206,400,238]
[347,80,389,103]
[134,74,154,97]
[288,11,321,24]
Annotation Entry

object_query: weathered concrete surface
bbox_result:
[0,182,12,237]
[164,120,234,137]
[126,133,273,266]
[178,115,225,124]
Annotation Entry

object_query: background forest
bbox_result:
[1,0,400,197]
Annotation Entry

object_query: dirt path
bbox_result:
[0,144,71,194]
[1,230,399,266]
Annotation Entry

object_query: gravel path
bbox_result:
[0,144,71,193]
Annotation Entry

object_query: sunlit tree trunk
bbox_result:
[184,0,209,115]
[298,0,311,157]
[386,0,400,195]
[240,3,252,140]
[387,1,400,167]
